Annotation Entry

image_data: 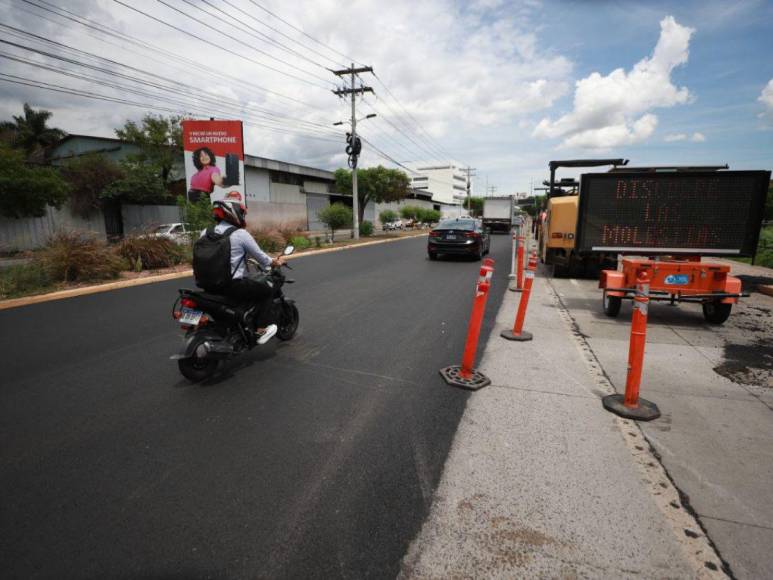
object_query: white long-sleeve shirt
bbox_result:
[200,222,272,279]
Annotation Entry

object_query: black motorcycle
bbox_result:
[171,245,299,382]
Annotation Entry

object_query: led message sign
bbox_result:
[575,171,770,256]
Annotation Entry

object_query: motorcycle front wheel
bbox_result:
[277,302,299,340]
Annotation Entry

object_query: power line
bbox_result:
[0,73,342,144]
[15,0,329,111]
[372,71,458,162]
[218,0,346,69]
[244,0,360,66]
[111,0,330,90]
[176,0,335,76]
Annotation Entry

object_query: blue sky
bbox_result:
[0,0,771,194]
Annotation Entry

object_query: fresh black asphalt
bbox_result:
[1,234,512,579]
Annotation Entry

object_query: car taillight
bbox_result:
[429,230,440,236]
[464,232,480,238]
[181,297,197,309]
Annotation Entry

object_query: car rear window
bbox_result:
[436,220,476,231]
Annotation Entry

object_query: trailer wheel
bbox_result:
[603,292,622,318]
[702,301,732,325]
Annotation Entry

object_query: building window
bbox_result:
[412,176,428,181]
[270,171,303,185]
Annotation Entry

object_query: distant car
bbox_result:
[428,218,490,260]
[383,219,404,231]
[148,223,191,244]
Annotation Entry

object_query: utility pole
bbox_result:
[333,64,373,240]
[464,166,476,216]
[488,185,498,196]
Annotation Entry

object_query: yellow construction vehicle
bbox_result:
[539,159,628,276]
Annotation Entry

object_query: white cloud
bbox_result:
[759,79,773,120]
[665,131,705,143]
[533,15,694,149]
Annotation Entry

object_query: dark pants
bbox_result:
[226,276,274,328]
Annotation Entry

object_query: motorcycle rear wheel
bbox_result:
[277,302,299,340]
[178,356,218,382]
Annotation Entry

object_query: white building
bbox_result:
[405,161,470,206]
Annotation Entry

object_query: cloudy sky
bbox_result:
[1,0,772,194]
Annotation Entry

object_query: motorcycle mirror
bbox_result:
[283,245,295,256]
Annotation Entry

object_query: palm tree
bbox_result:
[0,103,66,160]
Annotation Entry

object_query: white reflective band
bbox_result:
[526,271,535,279]
[637,301,649,316]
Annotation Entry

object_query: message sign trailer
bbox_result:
[592,170,771,325]
[182,120,245,205]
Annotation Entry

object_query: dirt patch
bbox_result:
[736,274,773,294]
[713,340,773,387]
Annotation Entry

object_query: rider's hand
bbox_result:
[271,257,286,268]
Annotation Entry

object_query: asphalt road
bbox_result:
[1,234,512,579]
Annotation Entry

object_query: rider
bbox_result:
[204,193,285,344]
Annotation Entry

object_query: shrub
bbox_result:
[317,203,353,240]
[0,261,53,299]
[314,236,321,248]
[289,235,311,251]
[421,209,441,224]
[379,209,398,224]
[248,227,286,252]
[40,231,124,283]
[117,236,185,270]
[177,195,214,238]
[359,220,374,236]
[399,205,420,221]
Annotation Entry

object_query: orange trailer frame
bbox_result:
[599,257,746,324]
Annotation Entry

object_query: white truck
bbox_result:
[482,196,514,233]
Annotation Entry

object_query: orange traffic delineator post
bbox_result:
[509,234,526,292]
[440,260,495,390]
[501,250,537,341]
[602,270,661,421]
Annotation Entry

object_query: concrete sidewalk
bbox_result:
[401,274,726,578]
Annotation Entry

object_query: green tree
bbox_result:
[317,202,352,241]
[462,196,484,217]
[334,166,410,224]
[0,103,66,160]
[60,154,125,218]
[115,114,182,187]
[0,145,69,218]
[420,209,441,224]
[379,209,398,224]
[102,160,170,203]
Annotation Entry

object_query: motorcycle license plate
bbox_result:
[179,307,203,325]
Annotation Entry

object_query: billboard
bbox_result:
[575,170,770,256]
[182,119,245,204]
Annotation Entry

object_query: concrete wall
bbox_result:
[122,205,182,234]
[0,204,107,251]
[270,182,305,204]
[303,180,331,195]
[245,201,307,229]
[245,166,270,203]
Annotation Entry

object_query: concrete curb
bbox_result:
[0,232,427,311]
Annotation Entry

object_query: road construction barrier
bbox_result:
[439,260,494,390]
[501,250,537,341]
[509,234,526,292]
[508,228,519,280]
[602,270,661,421]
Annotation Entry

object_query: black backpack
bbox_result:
[193,226,243,292]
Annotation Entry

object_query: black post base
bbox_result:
[439,365,491,391]
[500,329,533,341]
[508,285,523,292]
[602,394,661,421]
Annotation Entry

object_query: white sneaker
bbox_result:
[256,324,278,345]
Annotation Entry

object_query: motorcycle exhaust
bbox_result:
[196,340,234,359]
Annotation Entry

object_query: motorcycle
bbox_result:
[170,245,299,382]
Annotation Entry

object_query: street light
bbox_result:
[332,113,377,126]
